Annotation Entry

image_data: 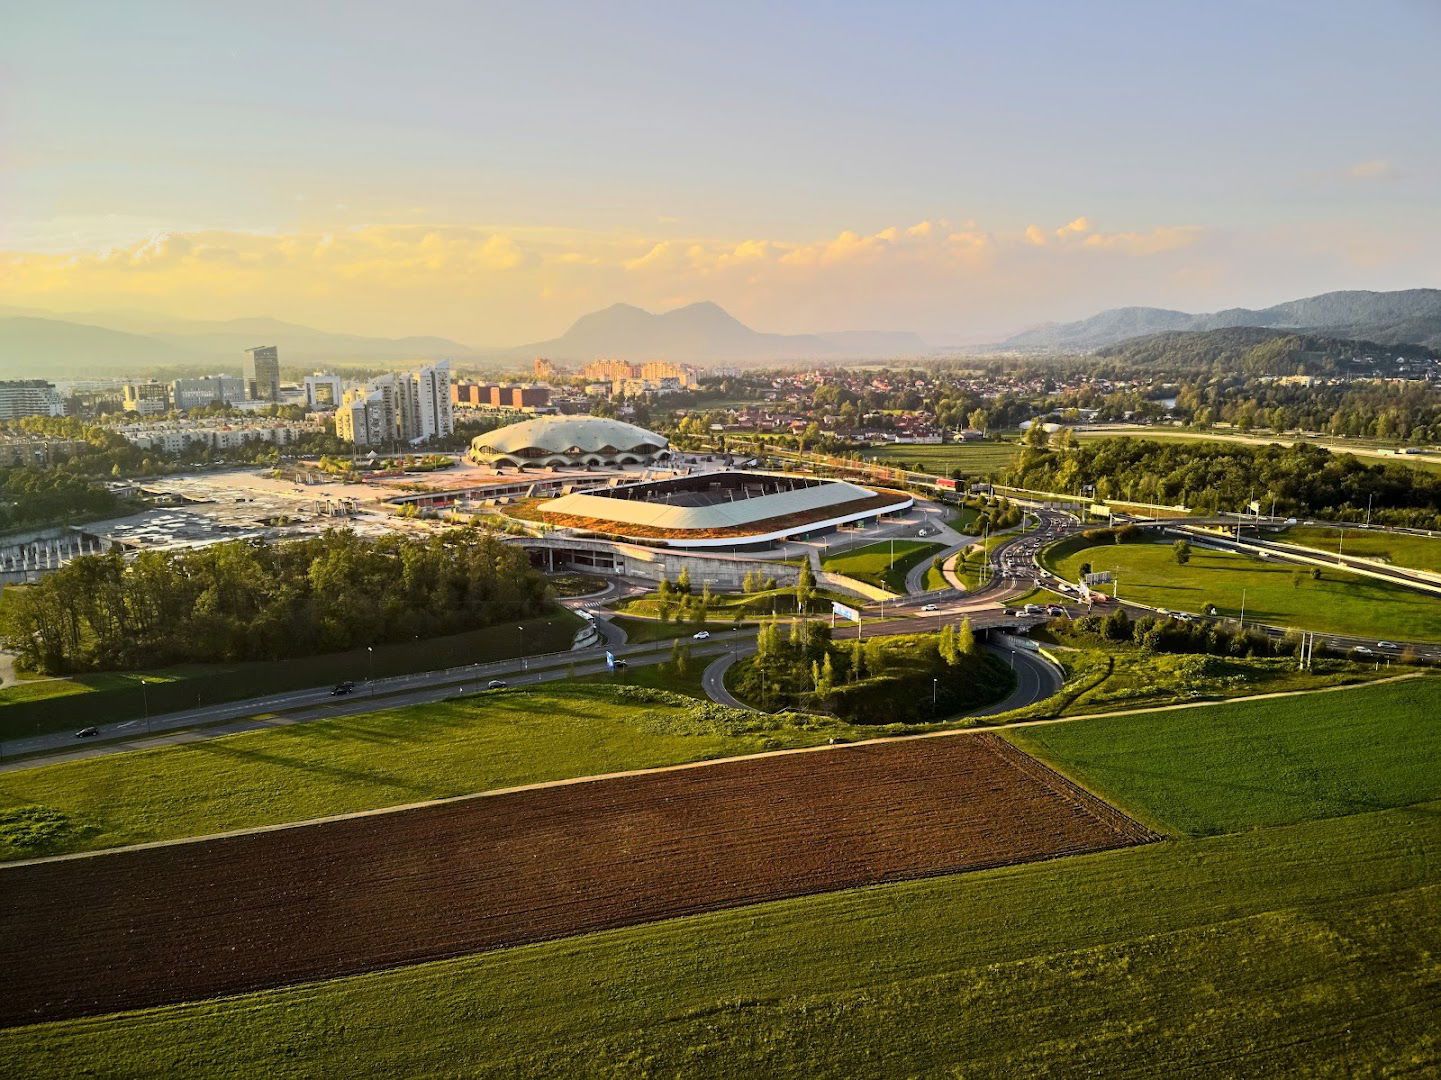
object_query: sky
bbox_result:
[2,0,1439,345]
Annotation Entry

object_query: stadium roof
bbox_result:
[473,415,667,456]
[542,473,884,532]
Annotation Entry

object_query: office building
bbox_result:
[123,381,171,416]
[243,345,281,402]
[533,357,556,380]
[170,375,245,410]
[398,361,454,443]
[488,384,550,410]
[336,363,452,447]
[302,373,345,409]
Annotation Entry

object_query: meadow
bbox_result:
[1047,539,1441,641]
[1274,524,1441,573]
[821,538,947,592]
[3,799,1434,1077]
[0,684,853,860]
[1007,675,1441,835]
[859,440,1021,478]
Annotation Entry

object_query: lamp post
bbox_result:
[932,677,938,714]
[1239,589,1247,629]
[367,645,374,688]
[141,678,151,736]
[518,625,527,670]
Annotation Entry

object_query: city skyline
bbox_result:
[3,1,1438,344]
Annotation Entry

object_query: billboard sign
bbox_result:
[1083,571,1114,586]
[1089,503,1112,518]
[831,601,861,623]
[605,651,616,670]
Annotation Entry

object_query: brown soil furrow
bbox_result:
[0,734,1155,1027]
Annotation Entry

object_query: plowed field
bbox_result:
[0,734,1156,1026]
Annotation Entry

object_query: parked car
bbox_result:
[693,630,711,640]
[74,726,100,739]
[487,679,508,689]
[330,681,355,696]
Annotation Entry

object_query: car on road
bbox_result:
[330,681,355,696]
[487,679,508,689]
[1377,641,1399,650]
[1353,646,1374,656]
[921,603,938,611]
[74,726,100,738]
[693,630,711,640]
[1023,603,1044,615]
[1003,608,1019,616]
[1046,605,1066,617]
[611,658,628,669]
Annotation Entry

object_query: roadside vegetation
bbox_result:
[727,622,1013,723]
[0,608,584,740]
[821,538,946,592]
[1046,537,1441,641]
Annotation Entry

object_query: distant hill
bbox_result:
[512,301,926,363]
[0,312,479,380]
[1001,289,1441,351]
[1093,326,1440,375]
[0,317,184,379]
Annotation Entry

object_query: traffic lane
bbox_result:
[0,641,743,774]
[0,629,755,761]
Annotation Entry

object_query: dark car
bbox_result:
[612,659,628,669]
[74,726,100,738]
[487,679,508,690]
[330,681,355,696]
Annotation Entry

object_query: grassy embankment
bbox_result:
[0,607,586,741]
[1273,524,1441,573]
[5,674,1439,1076]
[821,539,947,592]
[1045,538,1441,641]
[860,440,1021,478]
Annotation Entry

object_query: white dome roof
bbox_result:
[472,414,668,456]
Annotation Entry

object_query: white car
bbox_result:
[921,603,938,611]
[1377,641,1399,650]
[693,630,711,640]
[1353,646,1374,656]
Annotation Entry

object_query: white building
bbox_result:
[336,362,451,447]
[0,380,66,420]
[302,373,345,409]
[399,361,453,443]
[117,420,318,453]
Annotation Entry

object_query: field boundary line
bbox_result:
[1,672,1426,869]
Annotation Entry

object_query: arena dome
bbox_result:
[468,414,670,468]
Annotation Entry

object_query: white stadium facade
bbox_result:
[468,415,671,469]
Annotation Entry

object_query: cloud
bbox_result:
[1024,225,1048,246]
[1056,216,1091,238]
[1347,158,1398,181]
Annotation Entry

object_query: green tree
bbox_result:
[1172,539,1192,565]
[957,618,976,656]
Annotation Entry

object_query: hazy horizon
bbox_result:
[4,1,1439,345]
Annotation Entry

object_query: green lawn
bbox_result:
[860,440,1021,478]
[821,539,947,592]
[1274,525,1441,573]
[0,684,852,860]
[1007,676,1441,836]
[0,608,586,740]
[5,801,1436,1077]
[607,614,731,643]
[1047,539,1441,641]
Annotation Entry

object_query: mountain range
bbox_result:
[507,302,926,364]
[999,289,1441,351]
[0,302,926,379]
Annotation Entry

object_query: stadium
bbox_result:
[535,470,914,550]
[468,415,671,469]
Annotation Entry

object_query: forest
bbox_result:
[1004,437,1441,527]
[1,528,550,675]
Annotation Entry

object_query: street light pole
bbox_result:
[1239,588,1247,629]
[141,678,151,736]
[932,677,938,713]
[518,625,526,670]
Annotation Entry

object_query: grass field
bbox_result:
[0,684,853,860]
[860,440,1020,478]
[1274,525,1441,573]
[4,799,1435,1077]
[0,607,586,739]
[821,539,947,592]
[1075,426,1441,475]
[607,614,735,643]
[1008,676,1441,835]
[1047,539,1441,641]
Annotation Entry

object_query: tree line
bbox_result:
[1005,437,1441,527]
[2,528,549,675]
